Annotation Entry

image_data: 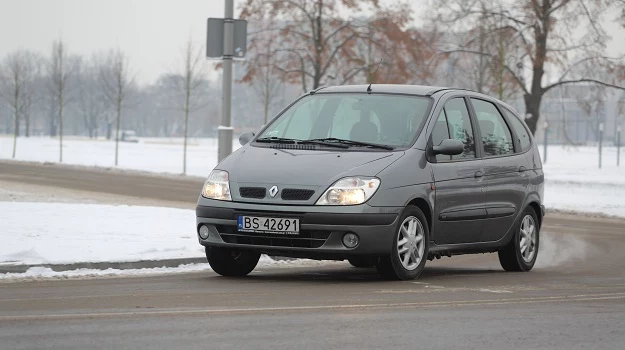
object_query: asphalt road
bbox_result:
[1,160,625,349]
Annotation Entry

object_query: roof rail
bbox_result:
[308,86,327,95]
[425,87,478,96]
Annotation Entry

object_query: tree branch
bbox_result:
[544,78,625,94]
[320,33,357,78]
[440,48,529,94]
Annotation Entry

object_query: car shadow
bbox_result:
[206,264,506,284]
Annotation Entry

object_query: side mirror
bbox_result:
[239,132,255,146]
[432,139,464,156]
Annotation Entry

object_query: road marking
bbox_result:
[1,292,624,322]
[476,288,513,294]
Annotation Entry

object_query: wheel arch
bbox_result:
[526,201,543,228]
[407,197,433,233]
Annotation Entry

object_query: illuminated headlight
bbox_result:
[201,170,232,201]
[316,177,380,205]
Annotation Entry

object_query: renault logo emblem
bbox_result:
[269,185,279,198]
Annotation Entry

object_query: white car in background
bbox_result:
[120,130,139,143]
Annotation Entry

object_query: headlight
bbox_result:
[316,177,380,205]
[201,170,232,201]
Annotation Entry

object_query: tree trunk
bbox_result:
[263,90,269,125]
[183,108,189,175]
[12,109,18,158]
[115,102,121,166]
[24,112,30,137]
[183,90,190,175]
[59,97,64,162]
[524,93,542,135]
[49,113,57,137]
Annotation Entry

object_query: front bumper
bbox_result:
[195,199,402,260]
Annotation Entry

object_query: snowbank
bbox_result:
[0,136,239,177]
[0,202,201,265]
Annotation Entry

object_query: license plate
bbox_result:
[237,216,299,235]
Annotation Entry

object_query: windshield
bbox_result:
[257,93,432,148]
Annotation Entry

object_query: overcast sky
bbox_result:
[0,0,623,85]
[0,0,224,84]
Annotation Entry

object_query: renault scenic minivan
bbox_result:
[196,85,544,280]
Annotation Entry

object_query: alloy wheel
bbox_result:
[519,214,537,263]
[396,216,425,270]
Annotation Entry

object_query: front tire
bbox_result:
[206,247,261,277]
[498,207,540,272]
[376,205,429,280]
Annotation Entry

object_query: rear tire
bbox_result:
[348,256,377,268]
[206,247,261,277]
[376,205,429,280]
[498,207,540,272]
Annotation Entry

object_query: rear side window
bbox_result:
[502,108,531,152]
[430,98,476,162]
[470,98,514,157]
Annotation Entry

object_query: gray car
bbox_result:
[196,85,544,280]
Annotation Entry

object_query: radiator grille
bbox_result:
[216,225,333,248]
[239,187,266,199]
[281,189,315,201]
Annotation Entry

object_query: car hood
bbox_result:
[220,145,404,186]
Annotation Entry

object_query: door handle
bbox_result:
[474,169,484,178]
[518,166,527,173]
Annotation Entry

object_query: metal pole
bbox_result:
[543,121,548,164]
[218,0,234,162]
[598,122,603,169]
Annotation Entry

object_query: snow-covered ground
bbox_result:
[539,146,625,217]
[0,201,591,281]
[540,145,624,186]
[0,201,345,280]
[0,135,239,177]
[0,202,200,265]
[2,135,624,217]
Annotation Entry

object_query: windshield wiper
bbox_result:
[299,139,349,148]
[256,136,348,148]
[306,138,395,150]
[255,136,301,144]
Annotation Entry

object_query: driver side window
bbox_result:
[431,98,476,162]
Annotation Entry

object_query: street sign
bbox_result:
[206,18,224,58]
[206,18,247,59]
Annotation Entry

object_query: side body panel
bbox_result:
[426,92,486,245]
[431,160,486,244]
[480,155,530,242]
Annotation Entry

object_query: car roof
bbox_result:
[315,84,466,96]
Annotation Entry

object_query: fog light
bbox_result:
[342,233,359,248]
[199,225,210,239]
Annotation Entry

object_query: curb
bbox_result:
[0,257,207,274]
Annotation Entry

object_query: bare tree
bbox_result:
[0,50,39,158]
[169,38,208,174]
[99,49,133,166]
[343,3,437,86]
[76,54,107,138]
[433,0,625,134]
[241,0,386,92]
[241,21,282,124]
[47,40,73,162]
